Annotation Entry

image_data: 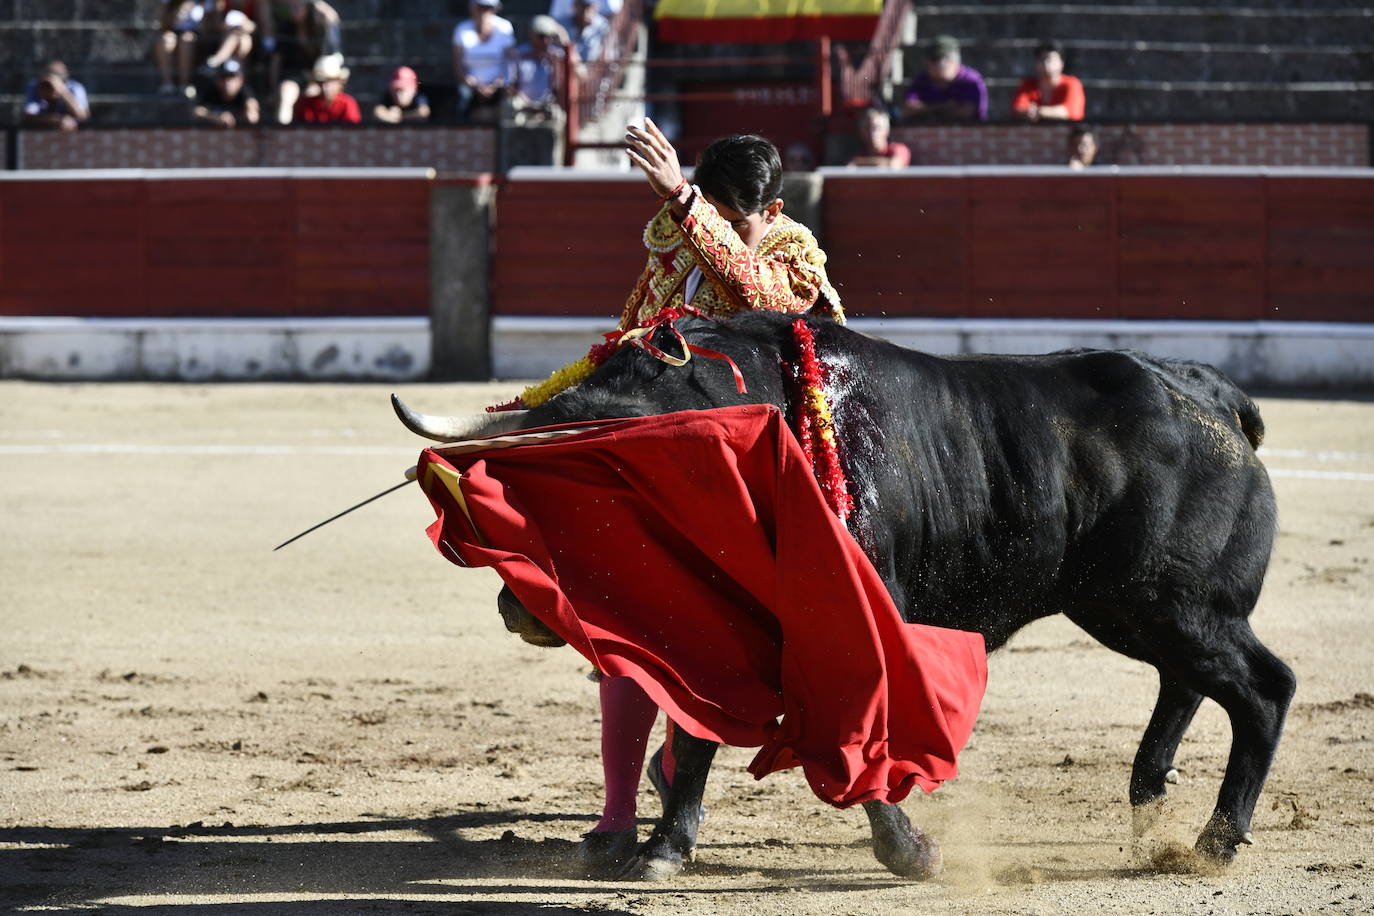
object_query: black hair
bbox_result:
[1069,122,1095,138]
[1036,40,1063,58]
[692,134,783,216]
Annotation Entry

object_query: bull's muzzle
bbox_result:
[497,585,566,648]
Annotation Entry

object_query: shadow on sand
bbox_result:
[0,809,910,913]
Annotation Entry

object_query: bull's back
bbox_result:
[813,327,1273,643]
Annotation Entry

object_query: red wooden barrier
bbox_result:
[820,172,1373,321]
[0,174,431,317]
[491,179,650,317]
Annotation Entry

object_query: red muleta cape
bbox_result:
[417,404,987,807]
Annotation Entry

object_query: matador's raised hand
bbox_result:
[625,118,687,201]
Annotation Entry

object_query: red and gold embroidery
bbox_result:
[620,190,844,329]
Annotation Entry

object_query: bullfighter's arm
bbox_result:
[673,194,822,314]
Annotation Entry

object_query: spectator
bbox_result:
[22,60,90,131]
[155,0,212,96]
[508,16,569,125]
[1067,124,1097,170]
[548,0,620,20]
[373,66,432,124]
[292,54,361,123]
[453,0,517,124]
[1112,127,1145,165]
[901,35,987,122]
[783,142,815,172]
[1012,40,1085,122]
[192,58,260,127]
[560,0,611,64]
[848,107,911,168]
[265,0,343,124]
[204,0,259,71]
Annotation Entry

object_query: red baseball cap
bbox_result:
[390,66,419,88]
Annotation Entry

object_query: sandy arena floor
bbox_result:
[1,380,1371,915]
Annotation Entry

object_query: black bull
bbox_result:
[486,312,1294,879]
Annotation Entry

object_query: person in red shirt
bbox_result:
[292,53,361,123]
[848,107,912,168]
[1011,40,1085,122]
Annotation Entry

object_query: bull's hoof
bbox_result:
[617,846,689,881]
[874,827,943,880]
[576,828,638,878]
[868,804,942,880]
[1194,812,1253,865]
[1132,796,1167,838]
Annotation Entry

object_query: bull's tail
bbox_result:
[1233,393,1265,451]
[1148,355,1265,451]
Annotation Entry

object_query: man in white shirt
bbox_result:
[452,0,516,123]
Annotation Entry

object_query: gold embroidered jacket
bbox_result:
[618,189,845,329]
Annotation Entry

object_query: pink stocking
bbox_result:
[595,674,658,833]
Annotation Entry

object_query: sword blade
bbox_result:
[273,478,416,551]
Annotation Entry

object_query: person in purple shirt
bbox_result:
[901,34,987,122]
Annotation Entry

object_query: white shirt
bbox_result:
[684,266,704,305]
[453,17,517,86]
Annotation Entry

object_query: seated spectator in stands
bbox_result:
[156,1,212,96]
[292,54,361,123]
[373,66,432,124]
[549,0,621,20]
[265,0,343,124]
[204,0,259,71]
[560,0,610,64]
[192,58,260,127]
[848,107,911,168]
[1011,41,1085,122]
[22,60,90,131]
[508,16,570,125]
[783,142,815,172]
[1067,123,1097,170]
[453,0,517,124]
[902,35,987,122]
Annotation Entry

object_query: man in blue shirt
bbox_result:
[901,35,987,122]
[23,60,90,131]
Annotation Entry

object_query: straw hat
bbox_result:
[310,53,350,83]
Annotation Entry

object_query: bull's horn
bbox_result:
[391,394,528,443]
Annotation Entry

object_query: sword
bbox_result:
[273,468,418,552]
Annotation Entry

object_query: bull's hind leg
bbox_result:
[862,801,942,879]
[1129,675,1204,836]
[619,730,717,881]
[1065,611,1201,835]
[1122,612,1295,863]
[1176,618,1295,862]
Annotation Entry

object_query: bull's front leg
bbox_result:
[862,800,943,879]
[620,728,717,880]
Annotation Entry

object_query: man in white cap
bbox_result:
[452,0,516,123]
[508,15,570,125]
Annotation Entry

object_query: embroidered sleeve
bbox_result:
[676,192,819,314]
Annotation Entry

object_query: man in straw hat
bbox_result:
[292,53,360,123]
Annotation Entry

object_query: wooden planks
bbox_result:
[491,181,648,318]
[0,176,432,317]
[821,172,1371,322]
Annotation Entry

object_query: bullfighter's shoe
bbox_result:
[576,828,638,877]
[647,746,706,825]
